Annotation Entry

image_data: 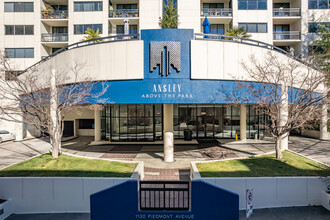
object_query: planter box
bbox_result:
[321,191,330,211]
[0,199,13,220]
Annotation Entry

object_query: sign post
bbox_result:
[246,189,253,219]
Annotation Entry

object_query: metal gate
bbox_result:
[139,181,190,211]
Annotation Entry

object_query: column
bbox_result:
[15,113,24,141]
[163,104,174,162]
[320,103,328,140]
[94,109,101,142]
[240,104,247,140]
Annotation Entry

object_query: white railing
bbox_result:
[273,31,301,40]
[273,8,300,17]
[201,8,232,17]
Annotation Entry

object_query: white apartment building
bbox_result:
[0,0,328,144]
[0,0,329,71]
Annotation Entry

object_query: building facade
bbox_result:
[0,0,329,143]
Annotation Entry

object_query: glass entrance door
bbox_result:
[197,115,214,138]
[197,106,214,138]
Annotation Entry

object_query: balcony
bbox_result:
[201,8,232,17]
[41,10,68,19]
[273,31,300,40]
[109,9,139,18]
[273,8,300,17]
[41,33,68,42]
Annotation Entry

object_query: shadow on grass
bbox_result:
[0,170,133,178]
[198,156,330,177]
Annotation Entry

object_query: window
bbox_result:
[51,5,67,11]
[5,25,33,35]
[273,3,290,8]
[117,4,138,9]
[79,119,94,129]
[4,2,33,12]
[52,26,68,34]
[116,25,138,34]
[203,3,224,8]
[5,48,34,58]
[308,0,330,9]
[238,0,267,10]
[52,48,62,53]
[101,104,163,141]
[308,22,330,33]
[210,24,225,34]
[74,1,102,11]
[74,24,102,34]
[238,23,268,33]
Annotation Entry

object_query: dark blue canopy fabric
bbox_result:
[202,17,210,38]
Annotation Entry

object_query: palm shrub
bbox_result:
[159,0,178,29]
[82,28,103,42]
[225,26,251,40]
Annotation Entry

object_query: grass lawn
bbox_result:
[0,153,137,177]
[197,151,330,177]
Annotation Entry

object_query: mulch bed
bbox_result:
[199,146,238,160]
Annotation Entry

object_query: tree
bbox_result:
[0,52,108,158]
[223,51,328,159]
[312,24,330,74]
[159,0,178,29]
[82,28,103,42]
[225,26,251,40]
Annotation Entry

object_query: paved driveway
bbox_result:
[289,136,330,166]
[0,138,50,169]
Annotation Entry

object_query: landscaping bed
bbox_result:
[0,153,137,177]
[197,151,330,177]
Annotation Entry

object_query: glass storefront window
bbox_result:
[101,104,163,141]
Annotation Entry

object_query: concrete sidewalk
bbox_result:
[0,138,50,170]
[5,206,329,220]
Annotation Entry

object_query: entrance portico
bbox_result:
[52,28,327,163]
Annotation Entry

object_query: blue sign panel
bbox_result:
[90,180,239,220]
[88,79,266,104]
[141,29,193,79]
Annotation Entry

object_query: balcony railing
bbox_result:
[41,33,68,42]
[109,9,139,18]
[273,8,300,17]
[201,8,232,17]
[273,31,300,40]
[41,10,68,19]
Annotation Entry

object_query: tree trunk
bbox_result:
[51,137,59,159]
[50,69,60,158]
[275,138,283,159]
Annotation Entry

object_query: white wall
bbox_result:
[232,0,273,43]
[69,0,109,44]
[139,0,162,30]
[190,39,323,92]
[201,177,325,210]
[0,0,41,70]
[0,177,131,214]
[178,0,201,33]
[301,129,330,139]
[22,40,144,86]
